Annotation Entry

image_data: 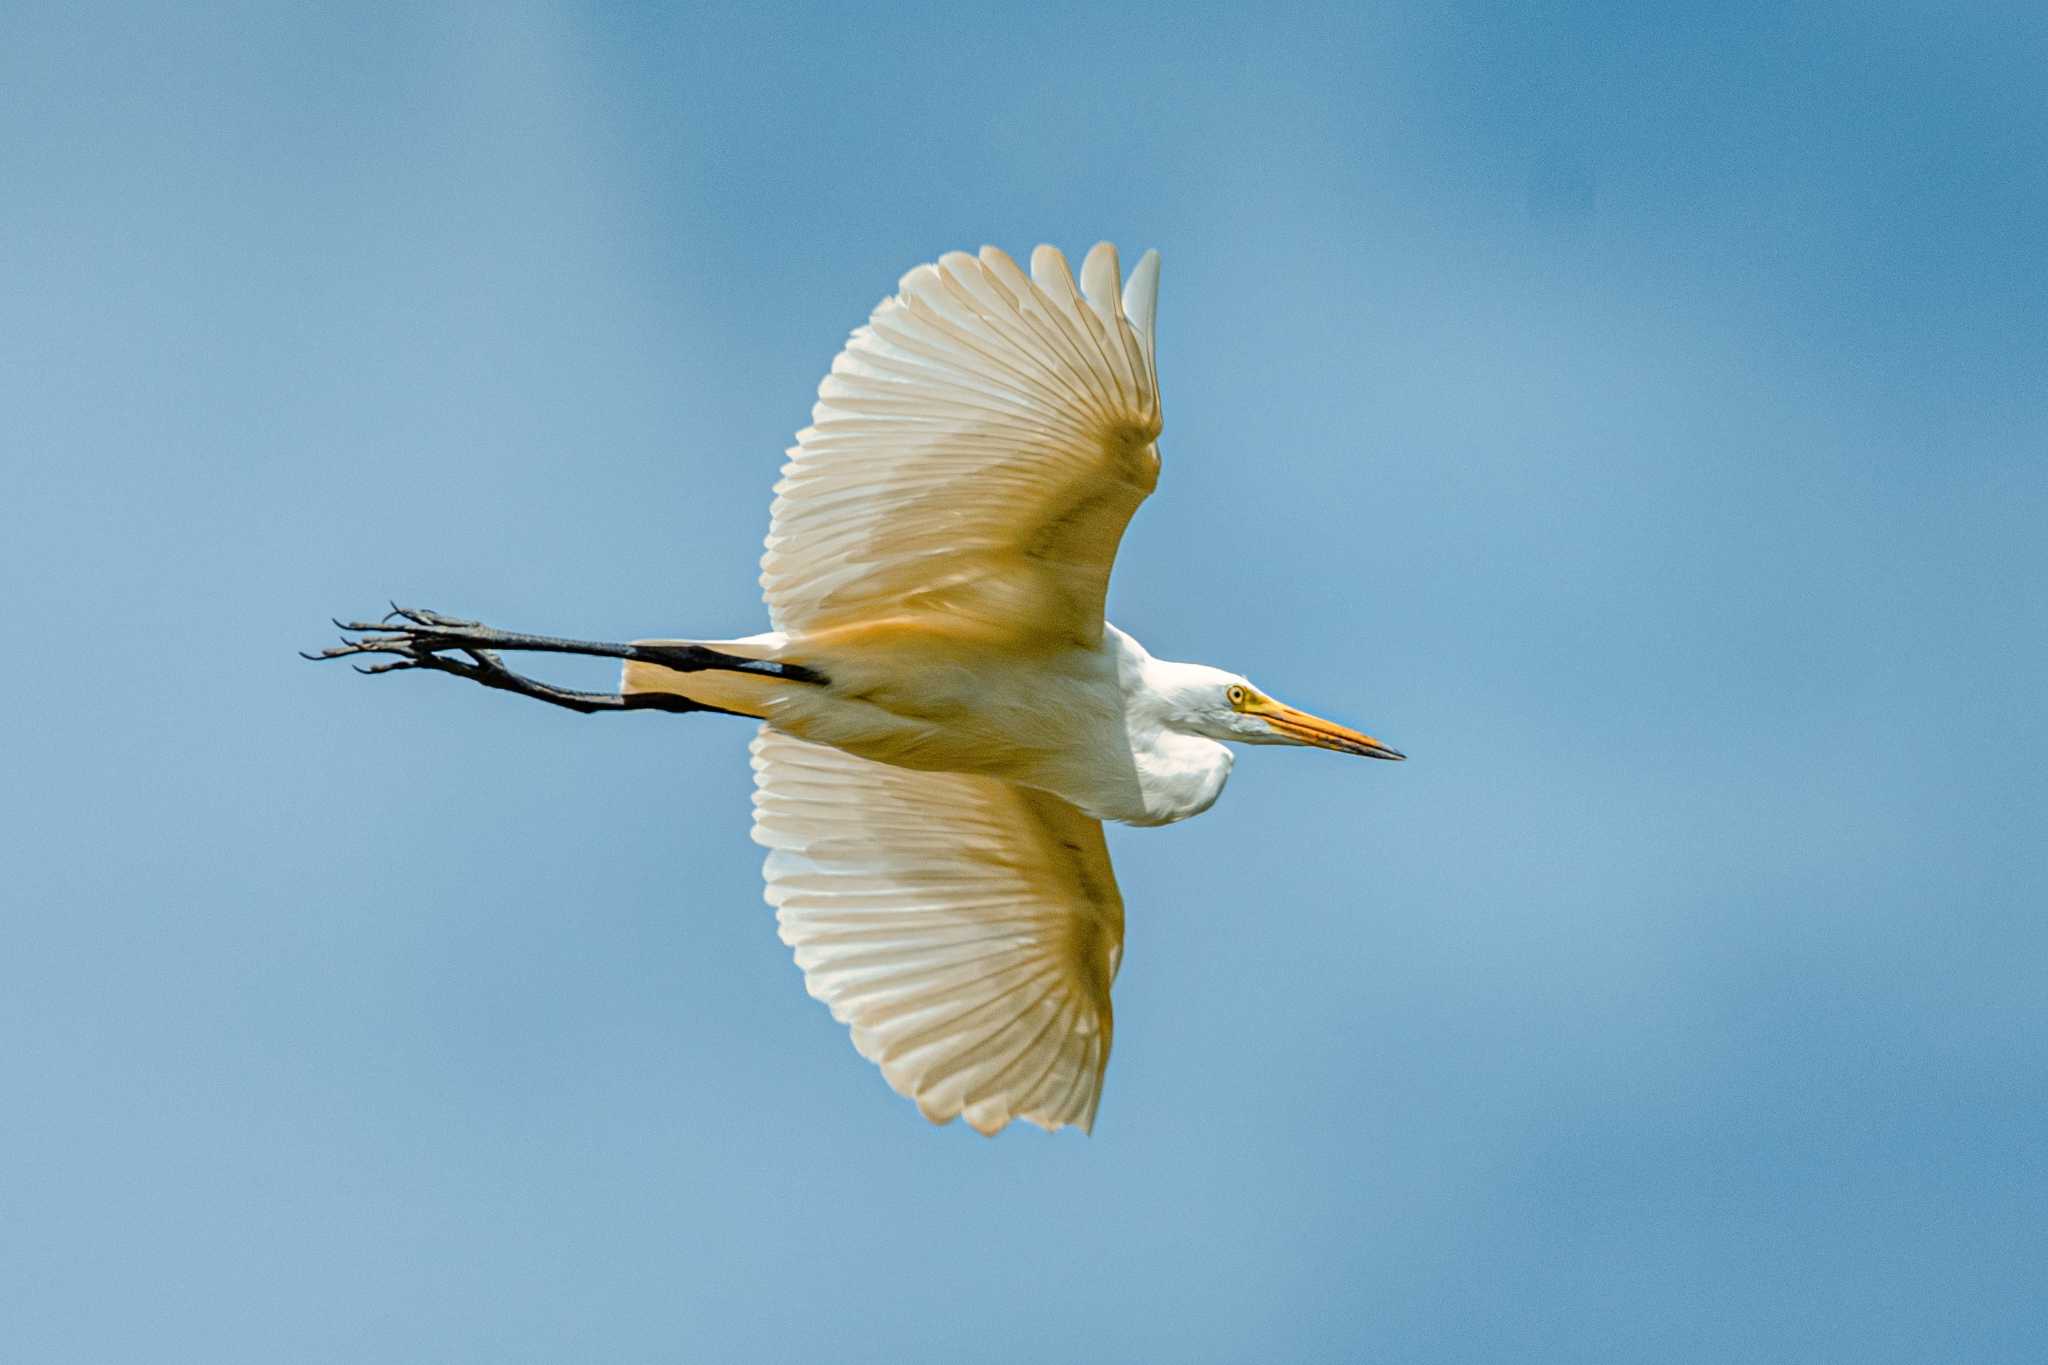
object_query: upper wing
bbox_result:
[761,242,1163,647]
[750,726,1126,1135]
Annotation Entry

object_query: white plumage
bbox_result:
[752,726,1122,1135]
[761,244,1161,645]
[691,244,1398,1133]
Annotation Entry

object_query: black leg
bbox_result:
[303,605,817,716]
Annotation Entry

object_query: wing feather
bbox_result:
[761,243,1162,645]
[750,727,1125,1135]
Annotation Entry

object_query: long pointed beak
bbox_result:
[1256,700,1406,760]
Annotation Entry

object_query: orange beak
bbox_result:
[1251,698,1406,760]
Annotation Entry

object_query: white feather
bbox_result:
[760,243,1164,647]
[751,727,1124,1135]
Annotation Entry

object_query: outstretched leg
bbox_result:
[305,605,821,716]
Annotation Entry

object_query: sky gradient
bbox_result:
[5,3,2045,1360]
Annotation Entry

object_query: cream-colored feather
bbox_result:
[760,243,1163,647]
[751,726,1124,1135]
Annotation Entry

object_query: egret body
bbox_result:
[317,243,1402,1135]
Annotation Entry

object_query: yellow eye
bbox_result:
[1227,685,1248,708]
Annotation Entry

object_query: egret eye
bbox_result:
[1227,685,1248,708]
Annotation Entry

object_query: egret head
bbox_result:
[1155,662,1405,760]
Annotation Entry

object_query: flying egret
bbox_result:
[313,242,1403,1135]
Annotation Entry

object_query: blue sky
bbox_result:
[5,3,2044,1360]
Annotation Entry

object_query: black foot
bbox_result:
[302,603,535,668]
[302,608,608,712]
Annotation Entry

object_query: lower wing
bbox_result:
[749,725,1126,1135]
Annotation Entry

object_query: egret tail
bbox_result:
[621,632,796,719]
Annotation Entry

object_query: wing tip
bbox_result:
[1079,241,1123,322]
[1122,247,1161,354]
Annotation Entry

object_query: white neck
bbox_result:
[1106,625,1237,826]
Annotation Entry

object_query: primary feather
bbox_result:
[751,726,1124,1135]
[760,243,1163,647]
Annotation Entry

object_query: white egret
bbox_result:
[315,242,1403,1135]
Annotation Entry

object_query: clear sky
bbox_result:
[5,3,2044,1360]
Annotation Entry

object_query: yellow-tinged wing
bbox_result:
[761,242,1163,647]
[750,726,1125,1135]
